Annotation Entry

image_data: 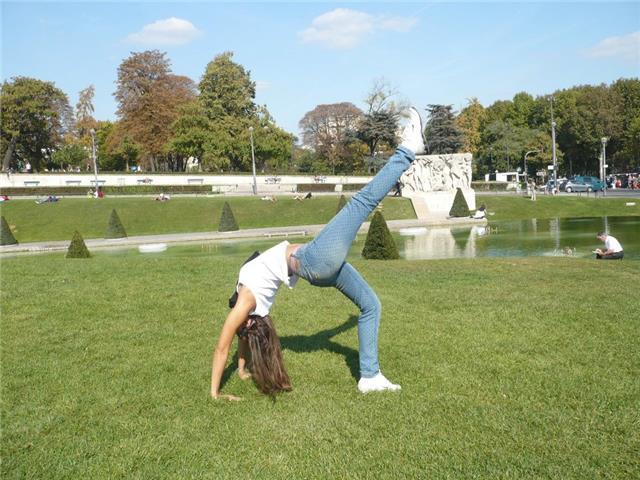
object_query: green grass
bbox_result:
[2,194,639,243]
[0,196,415,243]
[480,195,640,221]
[2,252,638,479]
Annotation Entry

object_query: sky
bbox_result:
[2,1,639,138]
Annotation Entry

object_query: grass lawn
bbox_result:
[2,251,638,479]
[1,194,639,243]
[0,196,415,243]
[479,194,640,222]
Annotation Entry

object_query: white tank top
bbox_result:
[237,241,299,316]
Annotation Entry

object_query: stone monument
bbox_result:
[399,153,476,220]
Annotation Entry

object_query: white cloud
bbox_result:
[299,8,418,49]
[126,17,202,46]
[586,31,640,62]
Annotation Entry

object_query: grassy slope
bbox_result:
[0,196,415,242]
[2,194,639,243]
[480,195,640,221]
[2,252,638,479]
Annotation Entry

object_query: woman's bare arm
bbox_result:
[237,337,251,380]
[210,287,256,400]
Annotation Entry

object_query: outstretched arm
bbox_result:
[210,287,256,400]
[237,337,251,380]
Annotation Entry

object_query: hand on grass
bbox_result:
[211,393,242,401]
[238,369,252,380]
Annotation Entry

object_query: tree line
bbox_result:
[1,49,637,179]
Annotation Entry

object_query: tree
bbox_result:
[50,143,86,170]
[456,98,486,156]
[1,77,72,171]
[611,78,640,171]
[299,102,364,173]
[103,121,140,172]
[179,52,293,173]
[357,79,402,157]
[424,105,463,154]
[199,51,256,119]
[76,85,96,136]
[114,51,196,171]
[362,211,399,260]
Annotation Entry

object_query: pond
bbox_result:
[401,216,639,261]
[98,216,638,262]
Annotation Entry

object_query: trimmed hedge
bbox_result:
[342,183,368,192]
[449,188,471,217]
[218,202,239,232]
[362,211,399,260]
[66,231,91,258]
[301,183,337,193]
[336,195,348,214]
[105,209,127,239]
[1,216,18,245]
[471,181,510,191]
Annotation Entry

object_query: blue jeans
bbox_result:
[293,147,415,378]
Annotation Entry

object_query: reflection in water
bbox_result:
[403,227,476,260]
[399,216,639,260]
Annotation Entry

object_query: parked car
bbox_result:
[564,176,606,193]
[542,178,568,192]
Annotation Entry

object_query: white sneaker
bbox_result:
[357,372,401,393]
[398,106,425,155]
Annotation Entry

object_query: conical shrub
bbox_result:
[105,209,127,239]
[336,195,348,214]
[218,202,239,232]
[0,216,18,245]
[66,231,91,258]
[362,211,399,260]
[449,187,470,217]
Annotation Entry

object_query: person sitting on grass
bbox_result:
[471,204,486,219]
[210,107,426,400]
[594,231,624,260]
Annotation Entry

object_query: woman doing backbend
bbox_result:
[210,107,425,400]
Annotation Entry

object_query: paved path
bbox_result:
[0,217,486,255]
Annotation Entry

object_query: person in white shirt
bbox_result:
[594,232,624,260]
[210,107,426,400]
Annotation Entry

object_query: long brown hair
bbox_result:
[246,315,292,395]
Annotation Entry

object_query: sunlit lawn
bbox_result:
[2,250,638,479]
[0,195,415,242]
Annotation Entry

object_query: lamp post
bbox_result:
[90,128,98,195]
[524,149,540,184]
[550,97,558,195]
[600,137,608,182]
[248,127,257,195]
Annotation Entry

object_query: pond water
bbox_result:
[97,216,638,261]
[400,216,639,261]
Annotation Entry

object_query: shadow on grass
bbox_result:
[219,315,359,391]
[280,315,360,381]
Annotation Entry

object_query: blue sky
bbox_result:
[2,1,639,137]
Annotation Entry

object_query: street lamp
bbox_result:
[600,137,608,182]
[524,149,540,184]
[248,127,257,195]
[89,128,99,196]
[550,97,558,195]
